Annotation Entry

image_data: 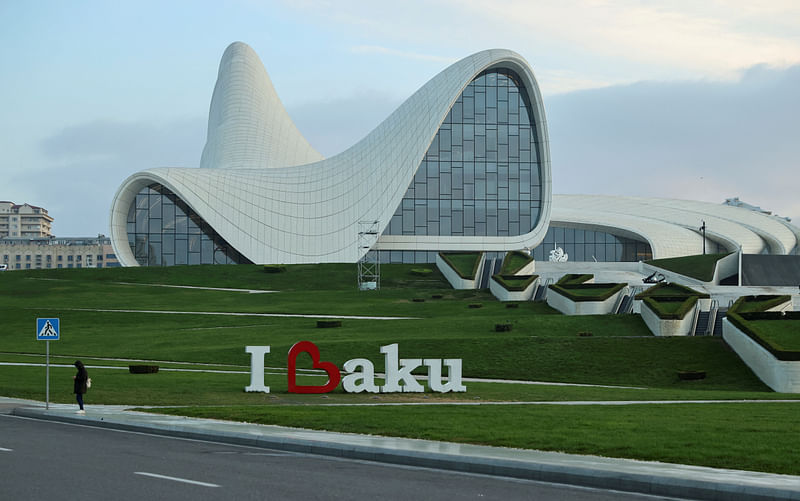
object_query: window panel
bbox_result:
[382,69,540,238]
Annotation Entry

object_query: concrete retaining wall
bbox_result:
[712,252,739,285]
[722,318,800,393]
[639,299,713,336]
[546,287,625,315]
[489,276,539,301]
[436,253,481,290]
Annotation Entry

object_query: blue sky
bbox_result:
[2,1,799,235]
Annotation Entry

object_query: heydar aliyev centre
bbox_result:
[109,42,799,267]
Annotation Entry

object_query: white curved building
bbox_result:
[110,42,552,266]
[110,42,798,267]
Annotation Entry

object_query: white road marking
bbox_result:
[134,471,220,487]
[0,447,12,452]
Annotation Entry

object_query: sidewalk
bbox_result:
[6,398,800,501]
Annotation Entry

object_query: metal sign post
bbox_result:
[46,340,50,409]
[36,318,60,410]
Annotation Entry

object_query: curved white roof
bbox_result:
[552,194,799,258]
[110,43,552,265]
[199,42,324,170]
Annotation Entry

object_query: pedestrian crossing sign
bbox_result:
[36,318,60,341]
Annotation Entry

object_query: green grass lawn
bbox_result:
[3,263,797,475]
[649,301,684,314]
[646,253,730,282]
[147,402,800,475]
[749,320,800,351]
[500,251,532,274]
[0,264,769,389]
[731,295,792,313]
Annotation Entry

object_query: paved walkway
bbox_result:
[63,308,419,320]
[112,281,277,294]
[5,397,800,500]
[0,359,646,388]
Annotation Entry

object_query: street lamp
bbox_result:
[699,220,706,255]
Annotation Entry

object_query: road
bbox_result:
[0,413,682,500]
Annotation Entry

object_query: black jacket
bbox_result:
[74,364,88,394]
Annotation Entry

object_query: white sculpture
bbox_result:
[549,246,568,262]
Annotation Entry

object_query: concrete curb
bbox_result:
[13,406,800,501]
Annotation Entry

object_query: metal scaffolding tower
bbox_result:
[357,220,380,290]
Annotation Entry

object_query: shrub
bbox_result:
[468,303,483,309]
[678,370,706,380]
[431,294,443,299]
[505,303,520,309]
[129,365,159,374]
[578,331,593,337]
[263,264,287,273]
[495,323,513,332]
[412,298,426,302]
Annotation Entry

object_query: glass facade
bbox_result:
[384,69,543,238]
[532,226,652,262]
[127,184,250,266]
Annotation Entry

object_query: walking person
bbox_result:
[73,360,88,414]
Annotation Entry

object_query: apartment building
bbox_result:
[0,201,54,238]
[0,235,119,270]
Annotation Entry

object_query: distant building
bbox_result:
[0,201,53,238]
[0,235,120,270]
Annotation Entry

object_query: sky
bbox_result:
[2,0,799,236]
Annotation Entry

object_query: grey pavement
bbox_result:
[5,397,800,500]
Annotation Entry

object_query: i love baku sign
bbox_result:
[245,341,466,394]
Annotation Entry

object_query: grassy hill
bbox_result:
[4,264,800,475]
[0,263,765,390]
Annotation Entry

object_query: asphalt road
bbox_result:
[0,414,682,500]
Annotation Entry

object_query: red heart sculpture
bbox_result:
[287,341,341,393]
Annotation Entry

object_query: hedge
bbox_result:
[635,282,709,300]
[641,296,699,320]
[129,365,159,374]
[548,282,626,302]
[726,312,800,361]
[263,264,287,273]
[491,274,538,292]
[728,295,791,314]
[556,273,594,285]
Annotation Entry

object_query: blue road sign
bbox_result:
[36,318,60,341]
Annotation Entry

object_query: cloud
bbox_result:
[26,118,206,236]
[289,92,403,157]
[350,45,457,64]
[546,63,800,222]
